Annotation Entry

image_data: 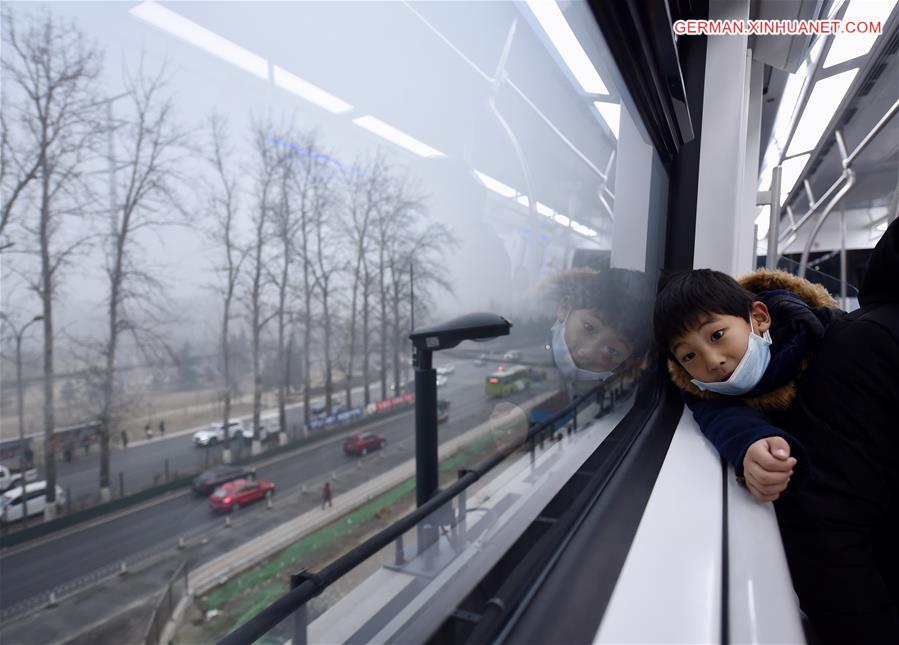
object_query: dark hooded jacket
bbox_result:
[771,218,899,643]
[667,270,843,479]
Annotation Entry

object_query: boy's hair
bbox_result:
[543,268,656,355]
[653,269,756,351]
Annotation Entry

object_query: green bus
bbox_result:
[485,366,532,397]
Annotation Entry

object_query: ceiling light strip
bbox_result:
[524,0,608,94]
[130,2,268,79]
[353,116,444,158]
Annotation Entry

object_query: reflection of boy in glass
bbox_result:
[545,268,655,381]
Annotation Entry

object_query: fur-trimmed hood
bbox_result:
[667,269,840,413]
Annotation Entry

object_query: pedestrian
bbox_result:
[158,419,166,437]
[82,435,90,455]
[145,423,153,440]
[23,446,34,469]
[322,481,332,509]
[121,430,128,449]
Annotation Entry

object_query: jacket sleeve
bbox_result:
[683,393,809,480]
[859,217,899,307]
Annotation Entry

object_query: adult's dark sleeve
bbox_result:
[859,217,899,307]
[684,393,809,480]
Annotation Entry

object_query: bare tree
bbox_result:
[307,156,342,416]
[205,113,247,458]
[341,154,387,408]
[2,8,104,517]
[0,101,41,250]
[95,65,186,500]
[374,173,455,394]
[287,136,323,428]
[267,130,306,448]
[243,121,279,461]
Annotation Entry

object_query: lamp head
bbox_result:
[410,312,512,352]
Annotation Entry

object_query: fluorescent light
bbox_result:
[553,213,570,226]
[779,154,811,203]
[474,171,517,198]
[525,0,608,94]
[272,66,352,114]
[593,102,620,138]
[771,64,808,156]
[824,0,897,68]
[571,221,598,237]
[353,116,444,158]
[515,195,531,208]
[786,69,858,156]
[535,201,555,217]
[130,2,268,80]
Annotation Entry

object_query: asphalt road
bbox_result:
[0,356,558,616]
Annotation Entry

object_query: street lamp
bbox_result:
[0,313,44,527]
[408,312,511,554]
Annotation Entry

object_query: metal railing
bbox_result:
[219,367,641,645]
[144,560,188,645]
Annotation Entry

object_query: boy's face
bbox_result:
[560,306,634,372]
[670,302,771,383]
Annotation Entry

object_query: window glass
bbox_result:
[0,2,665,639]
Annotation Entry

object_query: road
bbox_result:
[0,356,559,617]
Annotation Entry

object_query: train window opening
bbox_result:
[0,1,674,643]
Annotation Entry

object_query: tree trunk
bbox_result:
[378,245,388,400]
[362,267,371,407]
[39,166,57,518]
[391,267,402,393]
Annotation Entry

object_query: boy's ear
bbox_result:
[751,301,771,334]
[556,296,572,322]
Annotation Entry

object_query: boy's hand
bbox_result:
[742,437,797,503]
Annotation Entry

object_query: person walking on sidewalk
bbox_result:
[158,419,166,437]
[145,423,153,440]
[121,430,128,449]
[322,481,332,509]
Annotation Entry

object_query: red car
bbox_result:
[208,478,275,513]
[343,432,386,457]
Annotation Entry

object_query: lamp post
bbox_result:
[409,312,511,554]
[1,313,44,527]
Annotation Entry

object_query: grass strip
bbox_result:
[205,430,501,637]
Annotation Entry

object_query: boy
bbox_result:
[654,218,899,643]
[546,268,656,382]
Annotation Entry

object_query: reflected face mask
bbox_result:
[690,319,772,396]
[551,317,613,382]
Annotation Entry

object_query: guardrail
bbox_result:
[220,367,641,645]
[144,561,187,645]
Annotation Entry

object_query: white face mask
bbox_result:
[551,317,613,382]
[690,319,772,396]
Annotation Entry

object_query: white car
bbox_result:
[0,481,65,523]
[193,420,244,447]
[436,375,449,387]
[503,350,522,361]
[436,364,455,376]
[0,465,37,493]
